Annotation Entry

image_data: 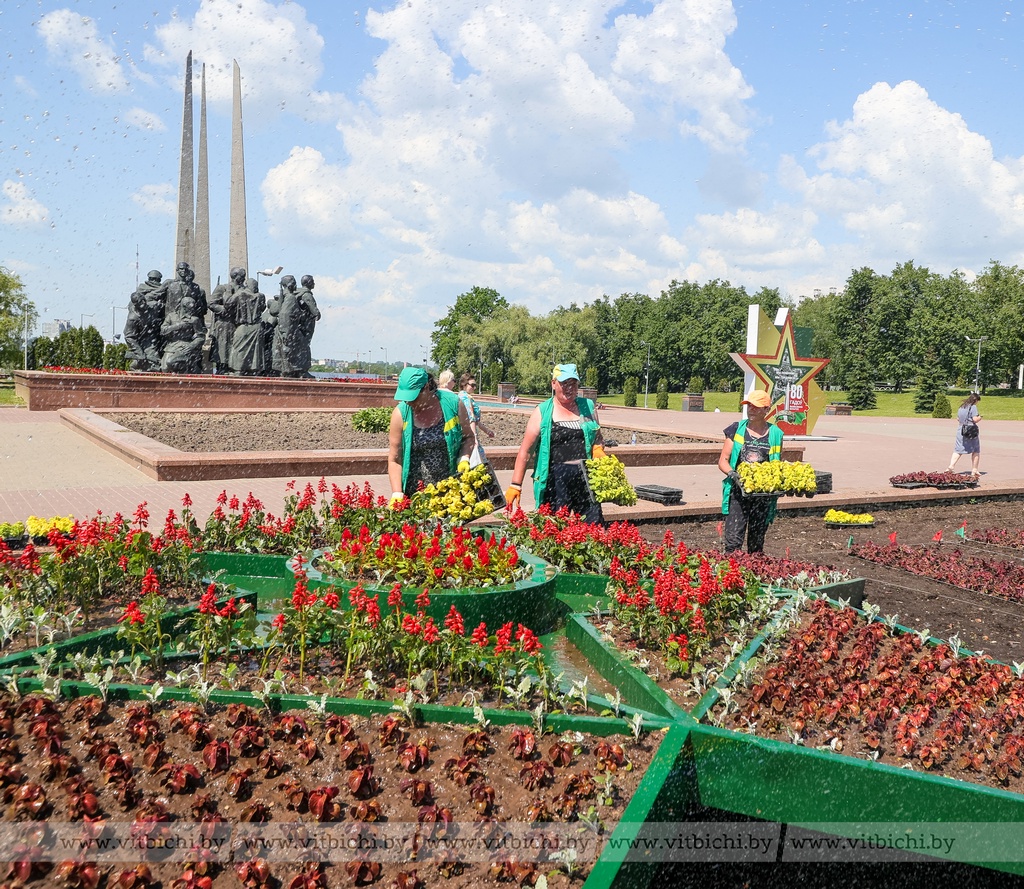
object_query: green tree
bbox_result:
[656,377,669,410]
[913,351,944,413]
[584,366,598,390]
[932,392,951,419]
[972,262,1024,391]
[430,286,509,371]
[103,342,129,370]
[623,376,638,407]
[0,267,35,371]
[81,326,105,368]
[29,335,54,369]
[845,353,877,410]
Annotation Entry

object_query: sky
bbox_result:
[3,0,1024,366]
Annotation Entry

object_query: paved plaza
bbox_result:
[2,405,1022,526]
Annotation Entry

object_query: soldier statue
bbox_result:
[272,274,321,378]
[123,269,166,372]
[227,277,267,375]
[208,266,245,374]
[160,262,208,374]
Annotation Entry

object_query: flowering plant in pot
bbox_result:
[318,523,528,590]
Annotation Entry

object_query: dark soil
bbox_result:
[637,500,1024,665]
[3,694,655,889]
[108,411,696,453]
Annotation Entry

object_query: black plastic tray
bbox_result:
[891,481,929,489]
[825,521,875,529]
[635,484,683,505]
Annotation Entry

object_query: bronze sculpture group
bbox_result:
[124,263,321,377]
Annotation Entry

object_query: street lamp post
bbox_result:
[111,305,127,343]
[380,346,388,375]
[965,335,989,393]
[256,266,284,290]
[80,313,94,330]
[640,340,652,409]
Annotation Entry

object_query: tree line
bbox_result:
[431,260,1024,401]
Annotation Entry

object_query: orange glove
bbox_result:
[591,444,607,460]
[505,484,522,509]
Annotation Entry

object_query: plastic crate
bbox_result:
[814,470,833,494]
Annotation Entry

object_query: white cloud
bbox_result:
[123,108,166,132]
[145,0,347,122]
[789,81,1024,265]
[14,76,38,99]
[130,184,176,217]
[256,0,749,328]
[37,9,132,93]
[1,181,48,227]
[611,0,754,150]
[262,147,355,242]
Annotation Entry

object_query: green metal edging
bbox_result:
[582,723,694,889]
[10,674,659,739]
[565,614,690,724]
[0,587,259,676]
[687,722,1024,876]
[290,550,563,634]
[688,595,799,721]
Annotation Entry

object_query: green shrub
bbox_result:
[686,375,703,394]
[932,393,951,419]
[656,377,669,410]
[623,376,638,408]
[351,407,393,433]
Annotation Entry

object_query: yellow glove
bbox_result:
[457,458,471,474]
[591,444,607,460]
[389,492,406,509]
[505,484,522,509]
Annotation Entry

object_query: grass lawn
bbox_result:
[0,381,23,407]
[598,389,1024,420]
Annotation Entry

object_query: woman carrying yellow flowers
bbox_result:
[388,367,475,506]
[507,364,606,524]
[718,389,783,554]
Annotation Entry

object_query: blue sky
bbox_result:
[3,0,1024,364]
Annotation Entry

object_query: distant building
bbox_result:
[41,320,72,338]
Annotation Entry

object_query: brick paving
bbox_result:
[2,405,1022,526]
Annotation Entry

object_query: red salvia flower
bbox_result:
[471,622,489,648]
[443,606,464,636]
[198,585,218,615]
[140,567,160,596]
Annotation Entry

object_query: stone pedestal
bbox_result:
[681,394,705,412]
[579,386,598,401]
[497,382,517,403]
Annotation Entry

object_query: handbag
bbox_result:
[961,423,979,440]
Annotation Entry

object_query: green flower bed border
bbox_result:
[3,550,1021,885]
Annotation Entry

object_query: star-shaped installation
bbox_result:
[736,316,830,434]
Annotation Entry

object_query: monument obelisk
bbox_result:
[174,51,194,269]
[194,63,211,300]
[229,60,249,273]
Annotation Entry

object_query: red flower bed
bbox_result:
[850,541,1024,603]
[889,470,974,486]
[968,527,1024,548]
[41,365,130,375]
[719,598,1024,793]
